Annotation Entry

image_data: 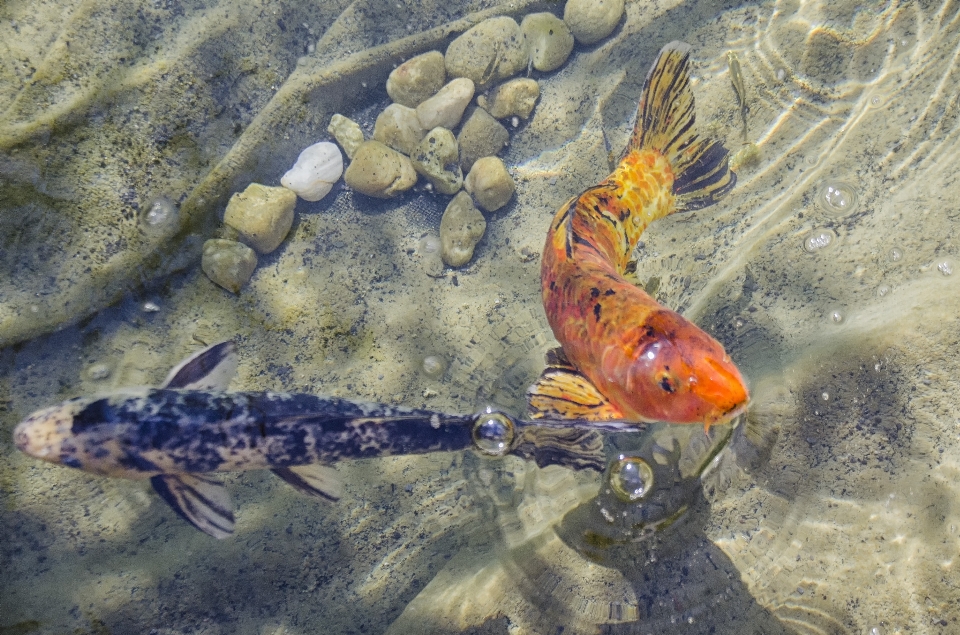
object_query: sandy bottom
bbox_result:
[3,0,960,633]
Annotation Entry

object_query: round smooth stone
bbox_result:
[440,191,487,267]
[223,183,297,253]
[343,140,418,198]
[563,0,624,45]
[444,17,528,89]
[521,12,575,72]
[464,156,515,212]
[201,239,258,294]
[386,50,446,108]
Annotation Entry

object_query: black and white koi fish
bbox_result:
[14,341,611,538]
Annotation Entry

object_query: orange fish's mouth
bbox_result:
[696,356,750,428]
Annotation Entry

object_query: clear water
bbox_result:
[2,0,959,633]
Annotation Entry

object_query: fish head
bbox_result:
[14,390,151,477]
[620,310,749,426]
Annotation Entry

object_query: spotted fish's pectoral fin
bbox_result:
[150,474,235,539]
[161,341,238,390]
[272,465,343,502]
[527,363,624,421]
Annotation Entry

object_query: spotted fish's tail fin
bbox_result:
[628,41,736,212]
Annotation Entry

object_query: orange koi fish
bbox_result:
[529,41,749,429]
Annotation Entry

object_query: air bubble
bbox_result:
[421,355,446,378]
[471,411,515,456]
[87,362,112,381]
[776,68,786,81]
[821,392,829,401]
[816,181,859,217]
[938,260,953,276]
[804,228,836,252]
[419,234,440,254]
[877,284,890,297]
[830,310,844,324]
[609,455,655,502]
[888,248,902,262]
[141,197,178,234]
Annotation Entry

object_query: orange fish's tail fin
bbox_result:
[628,41,736,212]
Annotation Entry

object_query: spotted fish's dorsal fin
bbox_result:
[527,348,624,420]
[272,465,343,502]
[161,341,238,390]
[150,474,235,539]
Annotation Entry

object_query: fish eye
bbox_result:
[656,371,677,393]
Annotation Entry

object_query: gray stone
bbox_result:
[386,50,447,108]
[343,140,418,198]
[464,156,515,212]
[411,127,462,195]
[327,114,365,159]
[201,239,258,294]
[478,78,540,120]
[520,12,575,72]
[457,107,509,171]
[439,191,486,267]
[563,0,624,45]
[223,183,297,254]
[416,77,475,131]
[373,103,426,155]
[444,17,528,89]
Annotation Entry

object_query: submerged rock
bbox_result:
[440,191,486,267]
[521,12,575,72]
[444,17,528,89]
[224,183,297,253]
[201,239,258,293]
[344,140,418,198]
[386,50,447,108]
[464,156,515,212]
[280,142,344,203]
[374,103,426,155]
[416,77,475,131]
[479,78,540,120]
[327,114,365,159]
[411,127,462,195]
[564,0,624,45]
[457,107,509,171]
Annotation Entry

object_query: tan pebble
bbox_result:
[445,17,528,89]
[521,13,575,72]
[411,127,462,195]
[202,239,257,294]
[440,191,486,267]
[457,107,509,171]
[327,114,365,159]
[416,77,475,130]
[373,104,425,155]
[478,78,540,120]
[386,50,446,108]
[343,140,418,198]
[223,183,296,254]
[464,157,515,212]
[563,0,624,45]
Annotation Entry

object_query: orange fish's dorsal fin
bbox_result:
[527,364,625,421]
[627,41,736,212]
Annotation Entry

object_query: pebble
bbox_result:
[386,50,446,108]
[439,191,487,267]
[411,127,463,195]
[457,107,509,171]
[343,140,418,198]
[564,0,624,45]
[373,103,425,155]
[464,156,515,212]
[444,17,528,89]
[223,183,297,253]
[478,78,540,120]
[201,239,258,293]
[520,12,575,72]
[280,141,343,203]
[416,77,475,131]
[327,114,365,159]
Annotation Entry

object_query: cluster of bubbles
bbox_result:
[804,228,836,253]
[816,181,860,217]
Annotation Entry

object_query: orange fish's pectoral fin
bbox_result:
[527,363,624,421]
[543,346,574,370]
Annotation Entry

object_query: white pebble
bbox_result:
[281,141,343,202]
